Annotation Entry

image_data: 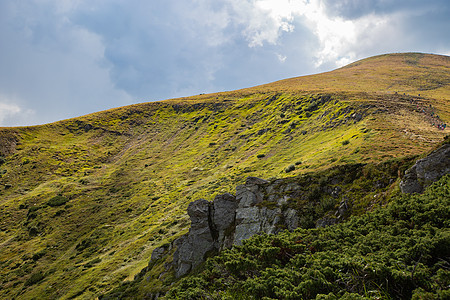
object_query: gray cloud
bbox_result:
[0,0,448,126]
[322,0,448,20]
[0,1,132,126]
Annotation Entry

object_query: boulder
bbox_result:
[400,144,450,193]
[150,245,169,261]
[170,174,349,277]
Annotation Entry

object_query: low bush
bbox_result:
[285,164,295,173]
[47,195,69,207]
[24,271,45,286]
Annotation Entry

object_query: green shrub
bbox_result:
[342,140,350,146]
[257,154,265,159]
[32,250,46,261]
[24,271,45,286]
[285,164,295,173]
[47,195,69,207]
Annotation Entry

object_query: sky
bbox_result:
[0,0,449,126]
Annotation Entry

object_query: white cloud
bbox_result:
[225,0,393,69]
[234,0,301,47]
[0,97,35,126]
[0,102,21,116]
[277,53,287,63]
[220,0,357,65]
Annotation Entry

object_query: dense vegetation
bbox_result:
[167,174,450,299]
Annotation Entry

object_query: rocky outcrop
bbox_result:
[171,194,238,278]
[234,177,276,245]
[169,176,345,277]
[163,174,362,277]
[400,144,450,193]
[170,177,300,278]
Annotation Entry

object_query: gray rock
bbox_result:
[233,206,261,245]
[260,207,281,234]
[213,193,238,249]
[213,193,237,232]
[400,144,450,193]
[233,206,282,245]
[172,200,216,278]
[284,208,298,231]
[233,222,262,245]
[150,245,167,261]
[187,199,210,229]
[172,194,239,277]
[236,206,260,224]
[235,177,269,209]
[246,176,269,185]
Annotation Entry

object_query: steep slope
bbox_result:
[0,53,448,299]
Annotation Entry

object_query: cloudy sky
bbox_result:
[0,0,449,126]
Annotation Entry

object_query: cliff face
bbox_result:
[170,177,291,278]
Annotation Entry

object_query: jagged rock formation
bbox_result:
[400,143,450,193]
[172,194,238,278]
[162,176,348,278]
[168,177,305,278]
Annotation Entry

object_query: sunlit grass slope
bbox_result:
[0,53,448,299]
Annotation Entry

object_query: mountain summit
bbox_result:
[0,53,448,299]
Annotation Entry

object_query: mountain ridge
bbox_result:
[0,52,448,299]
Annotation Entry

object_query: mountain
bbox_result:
[0,53,449,299]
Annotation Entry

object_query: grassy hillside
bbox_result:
[0,53,449,299]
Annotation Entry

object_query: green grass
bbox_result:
[0,53,448,299]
